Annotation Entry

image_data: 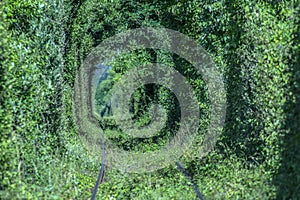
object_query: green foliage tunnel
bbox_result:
[1,0,299,199]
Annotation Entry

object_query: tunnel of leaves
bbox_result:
[1,0,299,199]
